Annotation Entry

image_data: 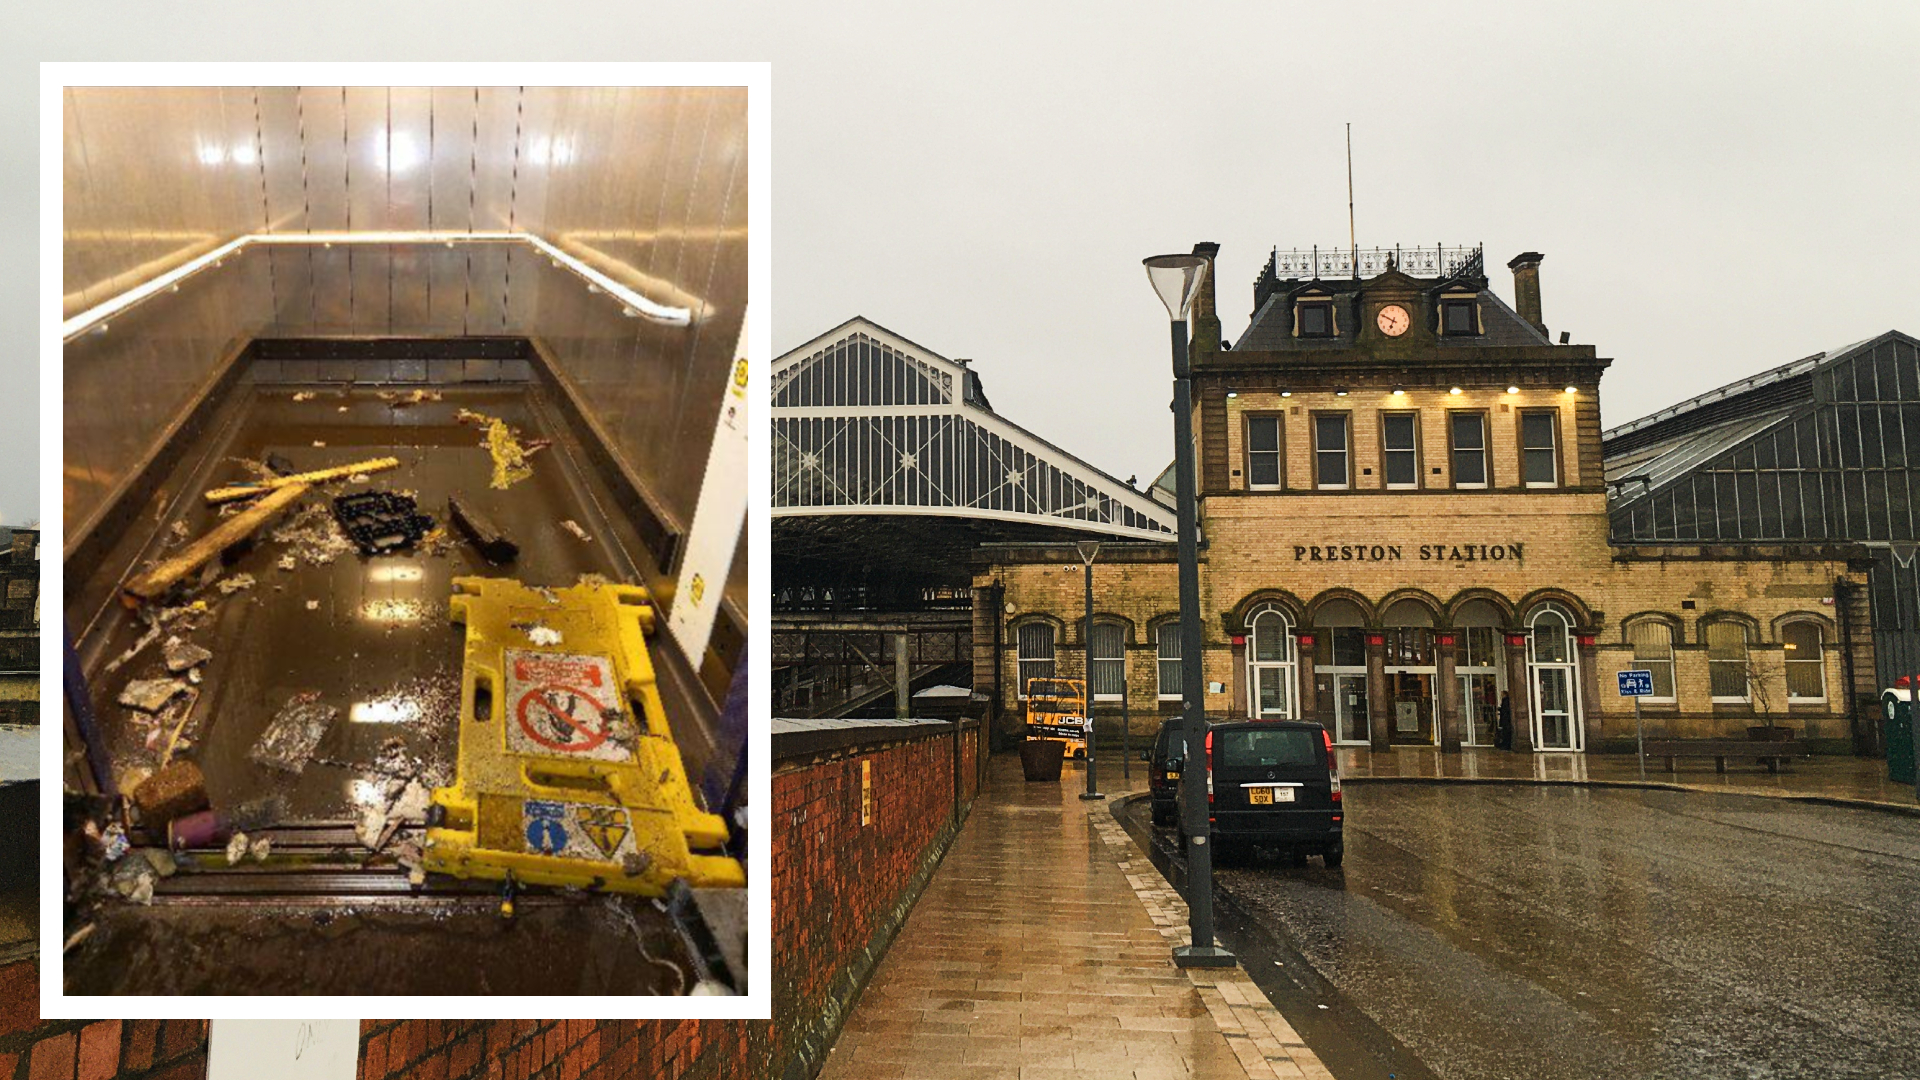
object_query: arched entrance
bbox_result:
[1246,605,1298,719]
[1455,599,1507,747]
[1527,604,1584,751]
[1312,597,1370,744]
[1381,598,1439,745]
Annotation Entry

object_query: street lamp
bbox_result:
[1143,252,1235,968]
[1077,539,1104,801]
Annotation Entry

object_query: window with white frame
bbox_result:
[1247,607,1297,718]
[1706,622,1750,701]
[1521,411,1559,487]
[1625,620,1676,701]
[1451,412,1489,488]
[1089,621,1126,700]
[1782,622,1826,700]
[1314,414,1350,489]
[1017,622,1056,698]
[1382,412,1419,489]
[1246,416,1282,489]
[1156,623,1183,699]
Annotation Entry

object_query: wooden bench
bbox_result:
[1641,738,1805,774]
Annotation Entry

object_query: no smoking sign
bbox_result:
[503,649,631,762]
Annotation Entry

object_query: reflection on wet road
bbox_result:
[1140,784,1920,1079]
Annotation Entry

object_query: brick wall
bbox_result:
[7,721,982,1080]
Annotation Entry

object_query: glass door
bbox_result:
[1333,672,1369,744]
[1460,672,1500,746]
[1534,667,1577,750]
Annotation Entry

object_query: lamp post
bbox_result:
[1144,253,1235,968]
[1078,540,1104,800]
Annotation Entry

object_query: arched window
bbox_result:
[1705,621,1750,702]
[1088,621,1126,701]
[1016,622,1056,698]
[1625,620,1677,702]
[1246,606,1297,719]
[1782,621,1826,701]
[1527,605,1583,751]
[1155,624,1183,700]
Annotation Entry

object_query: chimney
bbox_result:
[1190,242,1222,354]
[1507,251,1546,338]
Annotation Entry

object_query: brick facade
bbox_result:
[973,245,1877,755]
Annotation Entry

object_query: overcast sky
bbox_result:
[9,2,1919,519]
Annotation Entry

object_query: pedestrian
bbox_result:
[1497,692,1513,750]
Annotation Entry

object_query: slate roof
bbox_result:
[1232,269,1548,353]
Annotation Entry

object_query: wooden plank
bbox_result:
[203,457,400,504]
[124,483,313,606]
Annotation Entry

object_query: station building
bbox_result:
[974,244,1880,754]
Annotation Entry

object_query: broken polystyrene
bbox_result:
[526,625,563,647]
[119,678,188,713]
[561,520,592,543]
[215,573,256,596]
[225,831,250,866]
[163,639,213,673]
[249,692,339,774]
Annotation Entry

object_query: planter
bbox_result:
[1019,739,1065,782]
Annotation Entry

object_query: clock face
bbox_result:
[1377,304,1411,337]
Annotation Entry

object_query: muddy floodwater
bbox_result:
[1133,784,1920,1079]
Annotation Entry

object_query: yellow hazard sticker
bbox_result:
[522,798,641,862]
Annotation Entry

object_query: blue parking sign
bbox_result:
[1617,670,1655,697]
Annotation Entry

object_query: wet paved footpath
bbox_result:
[818,754,1334,1080]
[1137,780,1920,1080]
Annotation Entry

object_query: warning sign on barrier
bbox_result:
[503,648,630,762]
[521,798,641,862]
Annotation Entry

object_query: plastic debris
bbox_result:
[306,600,320,611]
[333,491,435,555]
[100,823,130,862]
[249,691,339,774]
[109,857,157,905]
[226,832,250,865]
[277,554,297,571]
[163,638,213,673]
[524,624,563,647]
[215,573,256,595]
[561,520,592,543]
[104,624,163,674]
[292,391,316,402]
[270,502,356,566]
[251,837,272,861]
[266,453,297,476]
[119,678,188,713]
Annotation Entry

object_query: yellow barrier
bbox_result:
[424,577,745,895]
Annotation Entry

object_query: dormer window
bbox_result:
[1440,294,1480,336]
[1295,298,1336,338]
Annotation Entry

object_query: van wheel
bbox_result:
[1291,849,1311,867]
[1323,845,1344,869]
[1151,804,1171,827]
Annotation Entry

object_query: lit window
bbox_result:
[1451,413,1488,488]
[1089,622,1125,700]
[1382,412,1419,489]
[1246,416,1282,488]
[1315,414,1350,489]
[1017,623,1056,698]
[1625,621,1676,700]
[1783,623,1826,700]
[1521,411,1559,487]
[1706,622,1750,701]
[1156,624,1183,699]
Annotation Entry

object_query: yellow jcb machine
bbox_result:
[1024,677,1088,758]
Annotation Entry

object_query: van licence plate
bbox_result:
[1248,787,1293,805]
[1165,770,1179,780]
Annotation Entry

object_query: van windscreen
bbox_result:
[1217,728,1319,768]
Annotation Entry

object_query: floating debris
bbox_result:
[100,823,130,863]
[333,491,435,555]
[306,600,320,611]
[226,832,250,865]
[313,441,327,448]
[277,554,297,572]
[379,388,442,407]
[249,691,339,774]
[109,857,157,905]
[251,837,272,862]
[167,520,191,543]
[215,573,256,595]
[269,502,356,566]
[523,624,563,647]
[266,453,297,476]
[119,678,188,714]
[292,391,316,403]
[561,520,592,543]
[104,624,163,674]
[457,409,535,489]
[162,638,212,673]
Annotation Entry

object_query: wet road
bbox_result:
[1130,784,1920,1079]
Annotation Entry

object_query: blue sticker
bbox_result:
[525,799,569,854]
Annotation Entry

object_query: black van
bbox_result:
[1148,718,1185,825]
[1189,720,1343,867]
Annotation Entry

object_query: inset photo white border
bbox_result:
[40,60,769,1020]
